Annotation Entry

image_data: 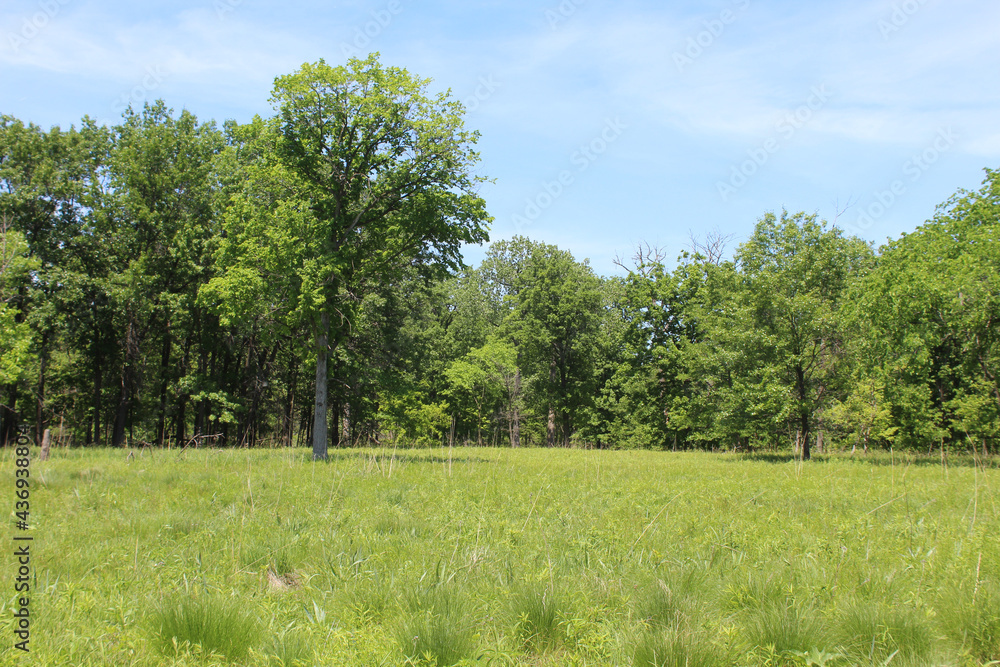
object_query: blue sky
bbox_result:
[3,0,998,275]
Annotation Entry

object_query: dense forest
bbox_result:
[1,56,998,458]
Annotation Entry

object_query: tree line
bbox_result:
[1,56,997,457]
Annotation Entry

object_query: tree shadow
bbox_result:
[725,450,997,469]
[319,449,494,466]
[726,452,803,464]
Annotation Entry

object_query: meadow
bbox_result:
[0,445,997,666]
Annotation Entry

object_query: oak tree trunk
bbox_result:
[312,311,330,460]
[156,332,172,446]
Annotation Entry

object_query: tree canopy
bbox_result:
[1,57,997,458]
[203,55,490,459]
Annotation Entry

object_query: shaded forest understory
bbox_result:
[1,61,998,457]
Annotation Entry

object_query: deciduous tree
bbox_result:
[221,55,490,459]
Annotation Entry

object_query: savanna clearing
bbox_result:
[1,446,998,666]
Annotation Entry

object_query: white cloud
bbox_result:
[1,3,319,85]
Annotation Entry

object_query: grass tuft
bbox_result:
[632,625,724,667]
[397,585,478,666]
[742,598,830,657]
[835,600,931,664]
[261,630,314,667]
[638,565,709,627]
[939,578,1000,663]
[964,591,1000,662]
[151,594,259,661]
[511,583,567,650]
[726,569,787,612]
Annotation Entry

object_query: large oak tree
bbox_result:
[209,55,490,459]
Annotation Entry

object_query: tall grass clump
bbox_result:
[261,630,314,667]
[632,624,724,667]
[741,598,830,658]
[396,585,478,666]
[725,569,788,612]
[834,600,932,665]
[637,565,710,628]
[939,578,1000,663]
[151,594,260,661]
[510,582,568,650]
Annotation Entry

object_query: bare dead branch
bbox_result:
[614,241,668,275]
[831,196,859,228]
[688,227,734,265]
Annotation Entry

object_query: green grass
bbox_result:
[1,446,997,665]
[259,628,314,667]
[151,594,259,661]
[636,563,710,628]
[632,624,726,667]
[834,599,932,665]
[939,576,1000,663]
[397,582,479,665]
[510,581,567,650]
[741,598,830,659]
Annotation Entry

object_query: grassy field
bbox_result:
[1,445,998,666]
